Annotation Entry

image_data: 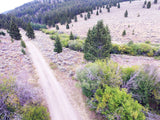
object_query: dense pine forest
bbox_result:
[8,0,128,26]
[0,14,27,30]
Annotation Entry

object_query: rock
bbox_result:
[68,70,75,77]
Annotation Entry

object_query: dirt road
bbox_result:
[25,40,80,120]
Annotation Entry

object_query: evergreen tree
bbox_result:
[100,8,102,13]
[56,25,59,30]
[130,0,132,3]
[144,0,147,5]
[84,15,87,20]
[122,30,126,36]
[96,10,99,15]
[9,20,21,40]
[147,1,151,8]
[26,23,35,39]
[154,0,157,4]
[66,23,69,29]
[80,13,83,18]
[70,32,74,40]
[87,12,91,19]
[74,16,77,22]
[54,36,62,53]
[84,20,111,61]
[118,3,120,8]
[107,8,110,12]
[91,9,93,14]
[124,10,128,17]
[53,23,55,27]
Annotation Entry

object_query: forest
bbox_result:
[9,0,129,26]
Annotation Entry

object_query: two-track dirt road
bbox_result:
[25,39,80,120]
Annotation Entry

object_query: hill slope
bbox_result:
[9,0,128,26]
[50,0,160,44]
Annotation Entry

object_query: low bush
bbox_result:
[121,66,138,83]
[68,39,84,51]
[0,31,5,36]
[21,40,26,48]
[41,29,55,35]
[50,34,58,40]
[90,85,146,120]
[21,49,26,55]
[123,65,160,113]
[22,105,50,120]
[0,77,49,120]
[111,43,158,57]
[76,60,122,98]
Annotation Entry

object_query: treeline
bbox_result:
[9,0,128,26]
[0,14,27,30]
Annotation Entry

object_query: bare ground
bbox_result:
[50,0,160,44]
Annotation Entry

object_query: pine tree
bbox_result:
[54,36,62,53]
[56,25,59,30]
[66,23,69,29]
[154,0,157,4]
[147,1,151,8]
[84,20,112,61]
[87,12,91,19]
[84,15,87,20]
[91,9,93,14]
[100,8,102,13]
[80,13,83,18]
[96,10,99,15]
[26,23,35,39]
[74,16,77,22]
[70,32,74,40]
[107,8,110,12]
[124,10,128,17]
[122,30,126,36]
[118,3,120,8]
[9,20,21,40]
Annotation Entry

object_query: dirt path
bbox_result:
[24,39,80,120]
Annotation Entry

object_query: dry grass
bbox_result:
[51,0,160,44]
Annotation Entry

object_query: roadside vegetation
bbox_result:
[42,26,160,58]
[76,60,160,119]
[0,76,50,120]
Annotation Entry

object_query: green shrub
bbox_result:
[111,43,159,57]
[129,65,159,105]
[22,106,50,120]
[50,34,58,40]
[90,85,146,120]
[41,29,55,35]
[145,41,151,44]
[21,40,26,48]
[122,30,126,36]
[76,60,122,98]
[60,38,69,47]
[21,49,26,55]
[68,39,84,51]
[0,31,5,36]
[127,40,134,46]
[121,66,138,83]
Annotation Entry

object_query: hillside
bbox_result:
[51,0,160,44]
[9,0,128,26]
